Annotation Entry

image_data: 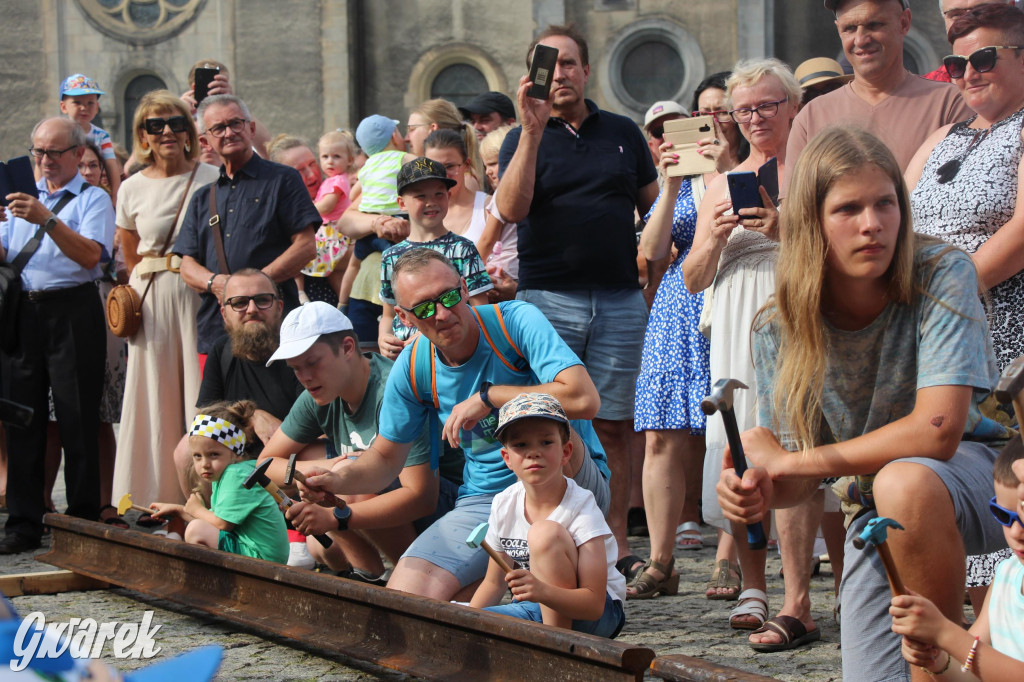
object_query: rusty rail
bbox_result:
[651,655,779,681]
[39,514,654,681]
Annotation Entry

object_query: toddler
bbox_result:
[59,74,121,200]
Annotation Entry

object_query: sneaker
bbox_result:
[287,541,315,569]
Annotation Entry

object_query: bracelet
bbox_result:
[921,651,951,676]
[206,273,217,293]
[961,636,980,674]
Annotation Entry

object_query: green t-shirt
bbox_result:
[280,353,464,484]
[210,459,289,563]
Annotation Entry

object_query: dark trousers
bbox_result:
[1,283,105,539]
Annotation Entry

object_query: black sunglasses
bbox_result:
[943,45,1024,80]
[989,496,1024,529]
[143,116,189,135]
[400,287,462,320]
[224,293,277,312]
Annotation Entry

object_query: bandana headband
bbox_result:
[189,414,246,457]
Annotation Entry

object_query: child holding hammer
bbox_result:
[468,393,625,638]
[890,440,1024,679]
[150,401,289,563]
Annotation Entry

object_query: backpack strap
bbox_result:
[408,333,441,472]
[469,303,528,373]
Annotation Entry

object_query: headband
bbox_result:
[189,414,246,457]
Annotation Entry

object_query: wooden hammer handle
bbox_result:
[481,540,514,574]
[875,542,907,596]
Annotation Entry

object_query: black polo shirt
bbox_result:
[498,100,657,291]
[176,154,321,353]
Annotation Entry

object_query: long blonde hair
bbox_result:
[414,98,482,184]
[763,126,919,451]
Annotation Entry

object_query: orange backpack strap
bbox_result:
[469,304,528,374]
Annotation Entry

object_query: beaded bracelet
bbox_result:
[961,636,980,674]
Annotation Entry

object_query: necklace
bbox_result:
[935,127,991,184]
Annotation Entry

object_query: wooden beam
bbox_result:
[0,569,109,597]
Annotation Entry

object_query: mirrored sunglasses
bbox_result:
[402,287,462,320]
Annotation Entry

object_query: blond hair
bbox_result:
[414,98,482,184]
[319,129,358,159]
[131,90,199,165]
[266,133,312,163]
[726,58,802,109]
[479,125,513,160]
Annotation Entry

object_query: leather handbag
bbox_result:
[106,164,198,337]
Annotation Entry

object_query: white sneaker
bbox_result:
[287,541,315,569]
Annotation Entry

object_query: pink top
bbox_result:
[314,174,351,223]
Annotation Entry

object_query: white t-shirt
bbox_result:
[486,477,626,603]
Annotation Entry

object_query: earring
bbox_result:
[184,142,191,153]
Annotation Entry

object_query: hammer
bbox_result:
[852,516,907,596]
[466,522,513,573]
[701,378,768,550]
[242,458,333,548]
[995,354,1024,426]
[283,453,341,508]
[116,493,156,516]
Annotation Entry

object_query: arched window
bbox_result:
[122,74,167,144]
[430,64,489,108]
[620,39,685,105]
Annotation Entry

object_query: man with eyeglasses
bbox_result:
[294,248,611,602]
[175,94,319,369]
[785,0,972,183]
[0,117,114,554]
[923,1,1017,82]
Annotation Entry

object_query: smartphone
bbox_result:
[193,67,219,105]
[0,156,39,206]
[527,45,559,100]
[663,116,717,177]
[758,157,779,206]
[727,171,762,212]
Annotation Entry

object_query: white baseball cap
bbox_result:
[265,301,354,366]
[643,101,687,131]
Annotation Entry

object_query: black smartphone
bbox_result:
[527,44,559,100]
[0,156,39,206]
[758,157,779,206]
[727,171,762,212]
[193,67,219,105]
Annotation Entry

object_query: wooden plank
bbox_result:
[0,569,109,597]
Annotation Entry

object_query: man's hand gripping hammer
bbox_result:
[242,458,333,548]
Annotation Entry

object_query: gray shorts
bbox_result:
[516,288,647,421]
[401,452,613,586]
[840,441,1005,682]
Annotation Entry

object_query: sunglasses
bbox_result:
[989,496,1024,529]
[224,293,277,312]
[691,110,732,124]
[943,45,1024,80]
[143,116,189,135]
[400,286,462,320]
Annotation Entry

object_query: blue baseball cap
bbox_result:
[355,115,399,156]
[60,73,105,97]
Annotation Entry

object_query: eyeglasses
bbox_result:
[407,123,429,134]
[206,118,249,138]
[400,286,462,319]
[143,116,189,135]
[943,45,1024,79]
[29,145,78,160]
[989,496,1024,529]
[692,110,732,124]
[224,293,278,312]
[729,97,788,124]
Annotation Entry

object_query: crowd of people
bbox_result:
[3,0,1024,679]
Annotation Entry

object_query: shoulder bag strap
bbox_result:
[208,182,230,276]
[9,192,76,273]
[137,163,201,306]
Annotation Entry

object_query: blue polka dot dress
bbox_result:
[634,179,711,433]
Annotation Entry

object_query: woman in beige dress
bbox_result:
[112,90,219,509]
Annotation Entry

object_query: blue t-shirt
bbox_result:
[377,300,610,497]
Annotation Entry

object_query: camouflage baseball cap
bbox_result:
[495,392,569,440]
[396,157,457,195]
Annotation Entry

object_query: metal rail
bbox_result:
[651,655,779,682]
[39,514,654,681]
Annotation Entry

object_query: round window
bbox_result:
[621,40,685,104]
[431,64,489,108]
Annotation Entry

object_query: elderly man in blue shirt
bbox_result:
[0,116,115,554]
[176,94,318,361]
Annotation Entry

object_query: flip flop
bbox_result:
[749,615,820,652]
[730,588,768,630]
[675,521,704,551]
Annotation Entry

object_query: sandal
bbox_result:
[135,513,166,528]
[615,554,645,583]
[674,521,704,551]
[730,588,769,630]
[99,504,129,530]
[749,615,820,652]
[626,559,678,600]
[706,559,742,600]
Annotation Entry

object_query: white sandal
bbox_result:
[729,588,768,631]
[674,521,704,551]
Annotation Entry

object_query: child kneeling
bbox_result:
[469,393,625,638]
[152,401,289,564]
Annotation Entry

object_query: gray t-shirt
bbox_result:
[754,244,1000,461]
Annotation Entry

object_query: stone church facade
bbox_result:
[1,0,950,160]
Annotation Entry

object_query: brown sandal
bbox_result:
[706,559,742,600]
[626,559,679,600]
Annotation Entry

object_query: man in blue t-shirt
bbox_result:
[302,249,611,601]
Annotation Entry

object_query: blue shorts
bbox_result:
[484,593,625,638]
[516,288,647,421]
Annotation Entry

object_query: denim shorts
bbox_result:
[839,441,1004,681]
[516,288,647,421]
[401,493,495,587]
[484,593,625,638]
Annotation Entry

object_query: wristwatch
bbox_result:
[42,213,58,234]
[479,381,496,410]
[333,503,352,532]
